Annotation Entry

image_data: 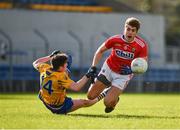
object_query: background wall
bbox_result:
[0,10,165,68]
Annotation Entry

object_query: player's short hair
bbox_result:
[51,53,68,70]
[125,17,141,31]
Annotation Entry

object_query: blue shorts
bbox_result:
[40,97,74,114]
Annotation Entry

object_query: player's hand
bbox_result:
[90,71,98,84]
[50,50,61,57]
[121,65,132,75]
[86,66,97,78]
[86,66,97,83]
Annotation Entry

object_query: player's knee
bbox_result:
[104,98,117,108]
[87,95,95,100]
[87,92,96,100]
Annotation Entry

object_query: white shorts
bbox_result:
[97,62,133,90]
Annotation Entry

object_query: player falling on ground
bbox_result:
[87,17,149,113]
[33,51,106,114]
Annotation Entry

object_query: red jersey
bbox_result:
[105,34,148,74]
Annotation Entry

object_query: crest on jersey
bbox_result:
[132,48,136,52]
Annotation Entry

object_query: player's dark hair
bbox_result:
[125,17,141,31]
[50,53,68,71]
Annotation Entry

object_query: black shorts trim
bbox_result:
[97,74,111,87]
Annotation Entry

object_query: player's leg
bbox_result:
[69,99,97,112]
[68,91,107,113]
[87,79,107,100]
[103,73,133,113]
[87,62,112,100]
[104,86,122,113]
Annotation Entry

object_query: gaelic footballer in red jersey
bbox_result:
[105,34,148,74]
[87,17,148,113]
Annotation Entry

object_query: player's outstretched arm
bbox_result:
[32,55,51,70]
[92,43,108,67]
[69,76,89,91]
[69,69,96,91]
[32,50,62,70]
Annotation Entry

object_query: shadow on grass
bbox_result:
[69,113,180,119]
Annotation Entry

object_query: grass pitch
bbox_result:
[0,93,180,129]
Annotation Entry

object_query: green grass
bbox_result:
[0,93,180,129]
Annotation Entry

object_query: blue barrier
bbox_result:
[143,68,180,82]
[0,65,180,82]
[0,65,39,80]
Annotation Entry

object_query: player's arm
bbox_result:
[69,75,89,91]
[33,50,62,70]
[83,43,109,83]
[92,42,108,67]
[87,38,113,83]
[68,68,96,91]
[32,55,51,70]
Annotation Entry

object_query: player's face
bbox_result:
[59,63,67,72]
[124,24,137,42]
[63,63,68,71]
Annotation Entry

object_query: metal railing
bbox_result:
[166,46,180,64]
[0,29,13,89]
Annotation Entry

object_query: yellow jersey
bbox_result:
[36,63,74,106]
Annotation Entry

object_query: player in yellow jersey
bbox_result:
[33,51,106,114]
